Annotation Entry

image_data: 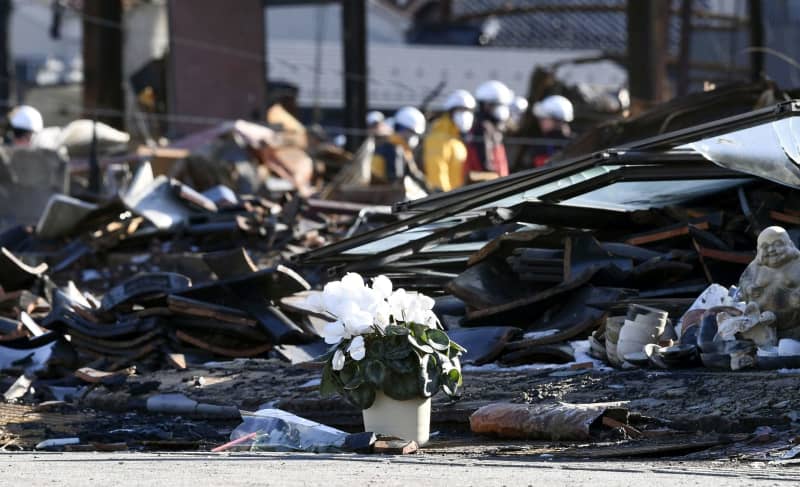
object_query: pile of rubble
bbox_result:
[0,115,397,397]
[5,91,800,458]
[294,99,800,373]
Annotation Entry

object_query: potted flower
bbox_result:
[306,273,465,445]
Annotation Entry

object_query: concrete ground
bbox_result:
[2,452,799,486]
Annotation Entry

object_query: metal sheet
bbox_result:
[690,118,800,189]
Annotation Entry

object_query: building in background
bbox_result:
[6,0,800,141]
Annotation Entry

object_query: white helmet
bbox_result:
[9,105,44,133]
[444,89,476,111]
[475,80,514,105]
[393,106,426,135]
[533,95,574,123]
[511,96,529,116]
[366,110,384,126]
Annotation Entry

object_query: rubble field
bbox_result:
[4,93,800,461]
[3,358,799,461]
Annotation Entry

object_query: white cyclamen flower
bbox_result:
[342,308,374,336]
[417,294,435,311]
[353,286,383,315]
[388,288,409,320]
[371,275,393,299]
[321,281,350,317]
[322,320,348,345]
[420,309,439,329]
[341,272,366,291]
[348,335,366,361]
[332,349,346,371]
[373,300,392,330]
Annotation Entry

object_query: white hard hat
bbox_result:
[9,105,44,133]
[475,80,514,105]
[511,96,529,115]
[394,106,426,135]
[366,110,384,126]
[444,89,476,111]
[533,95,574,123]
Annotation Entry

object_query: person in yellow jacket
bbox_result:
[371,106,427,186]
[423,90,476,192]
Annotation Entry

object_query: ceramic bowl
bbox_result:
[616,339,649,362]
[679,308,707,335]
[715,339,755,354]
[626,304,668,323]
[606,342,621,367]
[696,313,719,352]
[680,324,699,346]
[630,313,669,333]
[620,320,659,343]
[588,334,606,360]
[623,351,651,367]
[700,352,731,370]
[778,338,800,357]
[643,343,668,369]
[658,344,700,368]
[756,347,779,358]
[756,355,800,370]
[605,316,625,344]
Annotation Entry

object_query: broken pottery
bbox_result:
[716,302,777,349]
[605,316,624,344]
[616,305,668,362]
[604,316,624,367]
[738,226,800,339]
[778,338,800,356]
[623,351,651,367]
[645,343,699,369]
[616,322,653,360]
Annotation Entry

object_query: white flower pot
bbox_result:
[362,391,431,445]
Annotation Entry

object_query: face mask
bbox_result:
[491,105,510,123]
[451,111,474,133]
[407,135,420,149]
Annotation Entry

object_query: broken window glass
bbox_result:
[682,117,800,189]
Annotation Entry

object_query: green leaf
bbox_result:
[339,361,363,390]
[384,325,409,336]
[312,346,337,364]
[386,356,417,374]
[346,385,376,409]
[367,339,385,360]
[382,370,422,400]
[410,323,429,339]
[319,362,340,398]
[419,354,441,398]
[441,368,462,397]
[426,329,450,351]
[407,333,434,354]
[384,340,412,360]
[449,340,467,354]
[364,360,386,385]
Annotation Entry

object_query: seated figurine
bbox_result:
[738,226,800,340]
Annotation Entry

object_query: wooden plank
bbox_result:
[625,222,709,246]
[167,295,257,326]
[770,210,800,226]
[556,436,732,459]
[602,416,643,439]
[696,246,754,265]
[175,329,272,358]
